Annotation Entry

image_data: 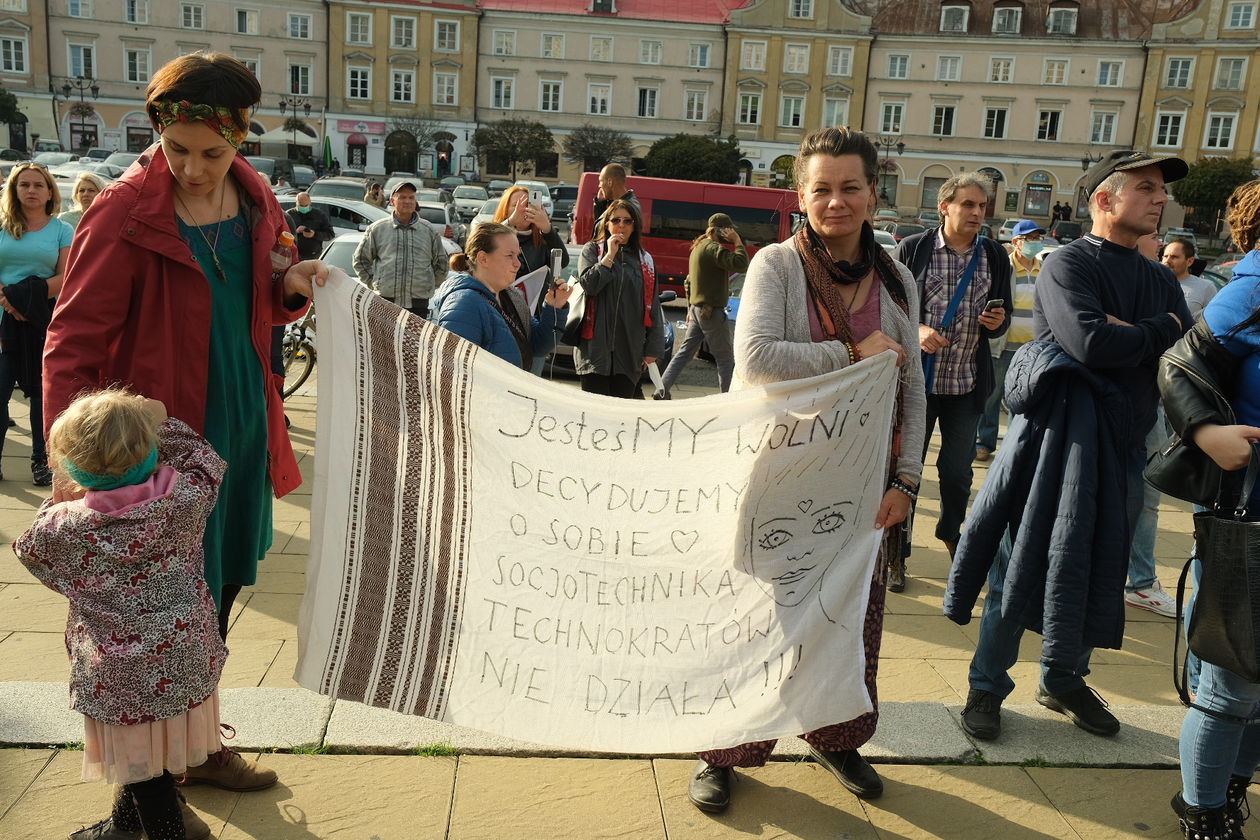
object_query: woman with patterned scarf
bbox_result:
[573,198,666,398]
[44,53,329,809]
[685,127,926,815]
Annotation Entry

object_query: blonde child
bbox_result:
[16,390,227,840]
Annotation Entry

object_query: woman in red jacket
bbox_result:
[43,53,326,793]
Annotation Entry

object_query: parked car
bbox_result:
[290,165,316,189]
[873,228,897,254]
[309,177,370,201]
[1048,219,1083,244]
[997,218,1022,242]
[33,152,75,166]
[319,231,459,286]
[414,186,454,208]
[246,156,297,186]
[82,148,112,161]
[274,195,390,234]
[550,184,578,220]
[439,175,466,190]
[877,221,926,242]
[0,148,22,161]
[1163,226,1197,248]
[873,209,900,223]
[452,185,489,220]
[513,180,553,216]
[979,223,994,239]
[916,210,941,227]
[103,151,140,170]
[486,179,513,198]
[33,139,64,153]
[467,197,500,237]
[1203,259,1240,290]
[416,200,465,245]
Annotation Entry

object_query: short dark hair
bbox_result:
[792,127,878,188]
[1165,236,1196,258]
[145,52,260,137]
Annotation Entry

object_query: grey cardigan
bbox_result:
[733,237,926,485]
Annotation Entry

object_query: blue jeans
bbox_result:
[1126,409,1168,592]
[1179,660,1260,808]
[976,349,1014,451]
[924,393,983,544]
[969,443,1146,698]
[0,350,45,461]
[660,305,734,394]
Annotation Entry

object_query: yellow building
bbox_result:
[1,0,55,152]
[722,0,873,187]
[326,0,479,177]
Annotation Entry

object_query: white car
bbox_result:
[512,180,553,217]
[453,185,489,220]
[466,198,501,240]
[997,219,1022,242]
[274,195,390,233]
[873,229,897,254]
[319,231,459,287]
[416,200,465,246]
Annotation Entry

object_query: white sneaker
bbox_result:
[1124,582,1177,618]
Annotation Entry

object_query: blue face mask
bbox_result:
[1020,240,1045,259]
[296,205,311,214]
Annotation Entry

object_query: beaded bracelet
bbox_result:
[845,341,862,363]
[889,476,918,500]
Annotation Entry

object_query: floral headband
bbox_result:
[151,100,249,148]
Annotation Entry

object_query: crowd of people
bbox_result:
[6,48,1260,840]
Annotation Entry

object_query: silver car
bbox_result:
[453,185,489,220]
[275,195,390,233]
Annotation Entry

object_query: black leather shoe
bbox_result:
[687,761,732,813]
[1035,684,1119,736]
[960,688,1002,741]
[809,747,883,799]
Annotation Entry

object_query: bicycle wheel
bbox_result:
[282,338,316,398]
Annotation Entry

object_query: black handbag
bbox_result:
[1145,428,1244,509]
[1174,445,1260,712]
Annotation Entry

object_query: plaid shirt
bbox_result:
[923,229,992,395]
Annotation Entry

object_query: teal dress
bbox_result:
[178,209,273,605]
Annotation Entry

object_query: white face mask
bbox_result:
[1020,240,1045,259]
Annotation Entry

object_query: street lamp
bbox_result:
[1081,152,1104,171]
[279,96,312,160]
[61,76,100,153]
[873,134,905,206]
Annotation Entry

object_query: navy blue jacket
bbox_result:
[943,340,1132,666]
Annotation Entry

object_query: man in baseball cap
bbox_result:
[952,150,1191,745]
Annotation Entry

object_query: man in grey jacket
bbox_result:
[353,181,448,318]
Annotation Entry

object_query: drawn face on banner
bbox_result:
[744,495,858,608]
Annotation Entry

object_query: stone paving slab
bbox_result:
[0,682,81,746]
[218,687,335,750]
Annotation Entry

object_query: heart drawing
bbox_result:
[671,530,699,554]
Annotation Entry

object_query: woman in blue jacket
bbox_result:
[431,221,572,369]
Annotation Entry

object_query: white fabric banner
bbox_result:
[296,269,898,753]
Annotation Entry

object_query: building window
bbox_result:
[590,36,612,61]
[1098,61,1122,86]
[346,12,370,44]
[1047,7,1077,34]
[737,92,760,124]
[392,17,415,48]
[492,77,514,109]
[684,89,707,121]
[1036,109,1061,140]
[181,3,203,29]
[289,13,311,39]
[587,83,611,115]
[1205,113,1237,149]
[639,40,661,64]
[347,67,370,100]
[740,40,766,71]
[493,30,516,56]
[823,97,848,128]
[1154,111,1184,147]
[937,55,961,81]
[1226,2,1256,28]
[540,80,562,112]
[636,87,657,118]
[68,43,94,77]
[931,105,955,136]
[1043,59,1068,84]
[235,55,258,76]
[984,107,1008,139]
[1165,58,1193,88]
[68,0,91,17]
[1215,57,1246,90]
[783,44,809,74]
[779,95,804,128]
[124,47,150,82]
[541,33,564,59]
[288,64,310,95]
[789,0,813,18]
[0,37,26,73]
[688,43,710,68]
[0,0,27,11]
[236,8,259,36]
[391,70,414,103]
[993,7,1021,33]
[940,4,968,31]
[989,57,1013,82]
[435,21,459,52]
[125,0,148,24]
[434,72,457,106]
[888,54,908,79]
[827,46,852,76]
[881,102,903,133]
[1090,111,1116,144]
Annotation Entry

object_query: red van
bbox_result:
[571,173,799,296]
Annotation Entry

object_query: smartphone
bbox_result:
[983,299,1004,312]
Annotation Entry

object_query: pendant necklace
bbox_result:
[175,184,228,283]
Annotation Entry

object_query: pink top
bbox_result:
[807,276,884,344]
